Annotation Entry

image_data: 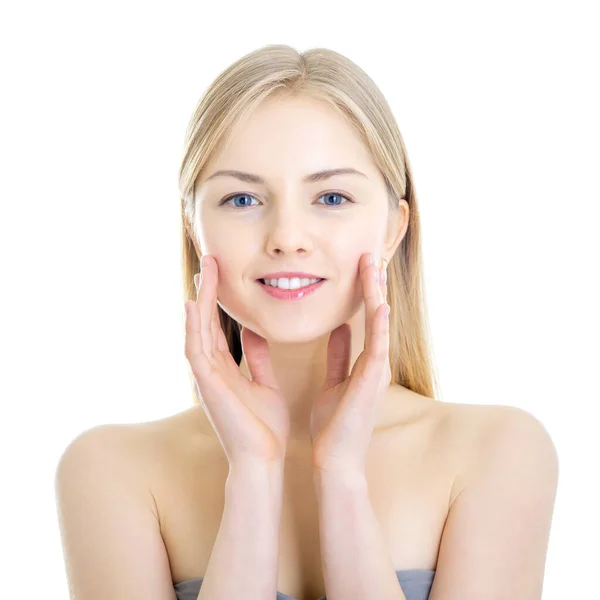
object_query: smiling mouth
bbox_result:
[258,278,325,288]
[256,278,327,300]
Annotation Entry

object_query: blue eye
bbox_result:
[317,192,352,207]
[219,192,353,209]
[220,193,259,208]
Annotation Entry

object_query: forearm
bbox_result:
[197,461,285,600]
[314,469,407,600]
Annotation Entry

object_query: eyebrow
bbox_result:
[204,167,369,185]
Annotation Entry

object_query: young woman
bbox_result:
[55,44,559,600]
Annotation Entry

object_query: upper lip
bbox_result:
[258,272,325,280]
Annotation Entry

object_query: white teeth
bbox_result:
[264,277,321,290]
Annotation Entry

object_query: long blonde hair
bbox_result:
[178,44,441,404]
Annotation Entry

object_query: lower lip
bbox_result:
[257,279,326,300]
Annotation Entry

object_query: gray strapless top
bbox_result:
[173,569,435,600]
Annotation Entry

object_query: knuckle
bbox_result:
[184,346,200,363]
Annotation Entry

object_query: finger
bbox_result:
[380,258,388,305]
[213,303,243,378]
[371,296,390,366]
[184,298,203,366]
[381,259,391,380]
[205,262,241,379]
[381,259,392,372]
[361,252,384,348]
[240,326,279,389]
[199,261,259,396]
[200,258,242,369]
[184,295,213,385]
[207,259,229,356]
[323,323,352,390]
[196,256,216,362]
[213,301,230,354]
[185,283,247,429]
[365,255,389,374]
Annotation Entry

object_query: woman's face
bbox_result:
[192,95,397,343]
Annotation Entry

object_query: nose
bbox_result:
[263,200,317,256]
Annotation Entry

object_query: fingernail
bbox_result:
[194,273,200,291]
[384,304,390,319]
[369,252,376,266]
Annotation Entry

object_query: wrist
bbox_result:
[313,466,368,492]
[228,458,285,480]
[226,460,285,501]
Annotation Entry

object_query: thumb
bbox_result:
[323,323,352,390]
[240,326,279,389]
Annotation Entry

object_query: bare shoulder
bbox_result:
[54,421,183,599]
[436,401,557,505]
[55,421,161,517]
[440,401,556,459]
[56,422,146,476]
[55,407,208,506]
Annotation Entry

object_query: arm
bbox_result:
[313,468,407,600]
[197,460,285,600]
[55,425,177,600]
[428,407,559,599]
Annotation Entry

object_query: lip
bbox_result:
[257,278,326,301]
[258,272,325,280]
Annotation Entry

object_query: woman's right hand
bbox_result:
[184,255,290,468]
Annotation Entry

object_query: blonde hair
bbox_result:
[178,44,441,404]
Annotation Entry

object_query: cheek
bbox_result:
[210,260,257,317]
[334,239,374,282]
[335,224,378,252]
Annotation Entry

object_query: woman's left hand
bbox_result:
[310,251,391,477]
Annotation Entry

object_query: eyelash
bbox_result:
[218,191,355,209]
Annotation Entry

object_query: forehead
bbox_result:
[203,95,378,184]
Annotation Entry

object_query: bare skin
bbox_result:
[187,93,409,444]
[151,93,498,597]
[56,95,554,599]
[121,391,499,600]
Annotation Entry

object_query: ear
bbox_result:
[383,197,410,259]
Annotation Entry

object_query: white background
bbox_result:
[1,1,597,598]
